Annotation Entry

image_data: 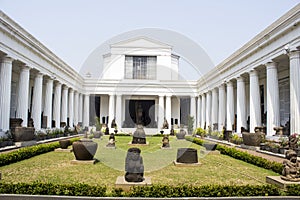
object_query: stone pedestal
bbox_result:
[15,140,36,147]
[266,176,300,189]
[115,176,151,191]
[55,148,73,152]
[128,142,149,146]
[173,160,201,167]
[70,159,97,165]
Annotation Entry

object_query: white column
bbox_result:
[197,96,201,127]
[61,85,68,125]
[236,76,247,133]
[16,65,30,127]
[226,81,234,131]
[78,93,83,124]
[53,82,62,128]
[249,69,261,132]
[266,62,280,136]
[74,91,79,126]
[158,95,165,129]
[289,50,300,135]
[201,94,206,128]
[0,57,13,131]
[68,89,74,127]
[206,91,212,128]
[218,84,226,131]
[165,95,172,129]
[31,73,43,130]
[44,78,53,128]
[211,88,218,130]
[115,94,122,129]
[83,94,90,127]
[108,94,115,127]
[190,96,196,129]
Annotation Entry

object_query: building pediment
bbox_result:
[110,36,172,49]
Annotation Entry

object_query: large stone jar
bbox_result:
[242,132,265,146]
[176,148,198,163]
[59,139,70,149]
[176,129,186,140]
[203,143,217,151]
[72,139,98,160]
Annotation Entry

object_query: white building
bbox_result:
[0,4,300,136]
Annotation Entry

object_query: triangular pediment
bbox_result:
[110,36,172,49]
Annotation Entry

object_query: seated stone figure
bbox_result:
[132,125,146,144]
[162,118,169,129]
[125,147,144,182]
[162,135,170,148]
[106,133,116,147]
[281,150,300,181]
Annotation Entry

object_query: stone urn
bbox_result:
[93,131,102,138]
[203,143,217,151]
[176,129,186,139]
[176,148,198,163]
[59,139,70,149]
[72,139,98,160]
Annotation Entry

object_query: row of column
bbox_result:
[193,50,300,136]
[0,56,90,131]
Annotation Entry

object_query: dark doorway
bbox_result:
[124,100,156,128]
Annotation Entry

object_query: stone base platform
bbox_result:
[128,142,149,146]
[55,148,73,152]
[115,176,151,191]
[160,146,172,149]
[173,161,201,167]
[70,159,97,165]
[15,140,36,147]
[105,145,116,149]
[266,176,300,189]
[200,150,220,155]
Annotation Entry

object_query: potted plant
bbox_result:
[187,115,194,135]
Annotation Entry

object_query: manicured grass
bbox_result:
[0,136,278,190]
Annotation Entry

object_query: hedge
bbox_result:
[286,184,300,196]
[185,136,283,174]
[0,182,106,197]
[0,137,80,167]
[216,145,283,174]
[0,182,282,197]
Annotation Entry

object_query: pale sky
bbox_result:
[0,0,299,72]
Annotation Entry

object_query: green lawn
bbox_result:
[0,136,278,190]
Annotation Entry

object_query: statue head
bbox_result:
[286,150,298,163]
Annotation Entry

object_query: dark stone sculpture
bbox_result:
[72,139,98,160]
[176,148,198,163]
[162,135,170,148]
[125,147,144,182]
[59,139,70,149]
[162,118,169,129]
[106,133,116,147]
[111,119,117,128]
[10,118,35,142]
[132,125,146,144]
[176,128,186,139]
[281,134,300,181]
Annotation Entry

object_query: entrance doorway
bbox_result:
[124,100,156,128]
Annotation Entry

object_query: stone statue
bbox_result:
[132,124,146,144]
[281,150,300,181]
[162,135,170,148]
[111,119,117,128]
[106,133,116,147]
[125,147,144,182]
[162,118,169,129]
[136,103,143,125]
[281,133,300,182]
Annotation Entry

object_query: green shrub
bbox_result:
[0,137,80,167]
[126,184,280,197]
[286,184,300,196]
[216,145,283,174]
[185,136,204,145]
[0,182,106,196]
[193,127,207,137]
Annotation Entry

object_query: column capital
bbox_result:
[236,76,244,82]
[265,61,278,69]
[218,84,225,90]
[62,85,69,90]
[289,50,300,60]
[55,82,62,87]
[249,69,258,77]
[35,72,43,78]
[226,80,233,87]
[69,88,74,93]
[1,56,14,63]
[20,65,31,71]
[165,94,172,97]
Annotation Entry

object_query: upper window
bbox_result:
[125,56,156,79]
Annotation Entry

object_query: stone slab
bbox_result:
[115,176,151,191]
[128,142,149,146]
[160,146,172,149]
[173,161,201,167]
[15,140,36,147]
[200,150,220,155]
[266,176,300,189]
[105,145,116,149]
[54,148,73,152]
[70,159,96,165]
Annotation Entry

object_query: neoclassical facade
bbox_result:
[0,4,300,136]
